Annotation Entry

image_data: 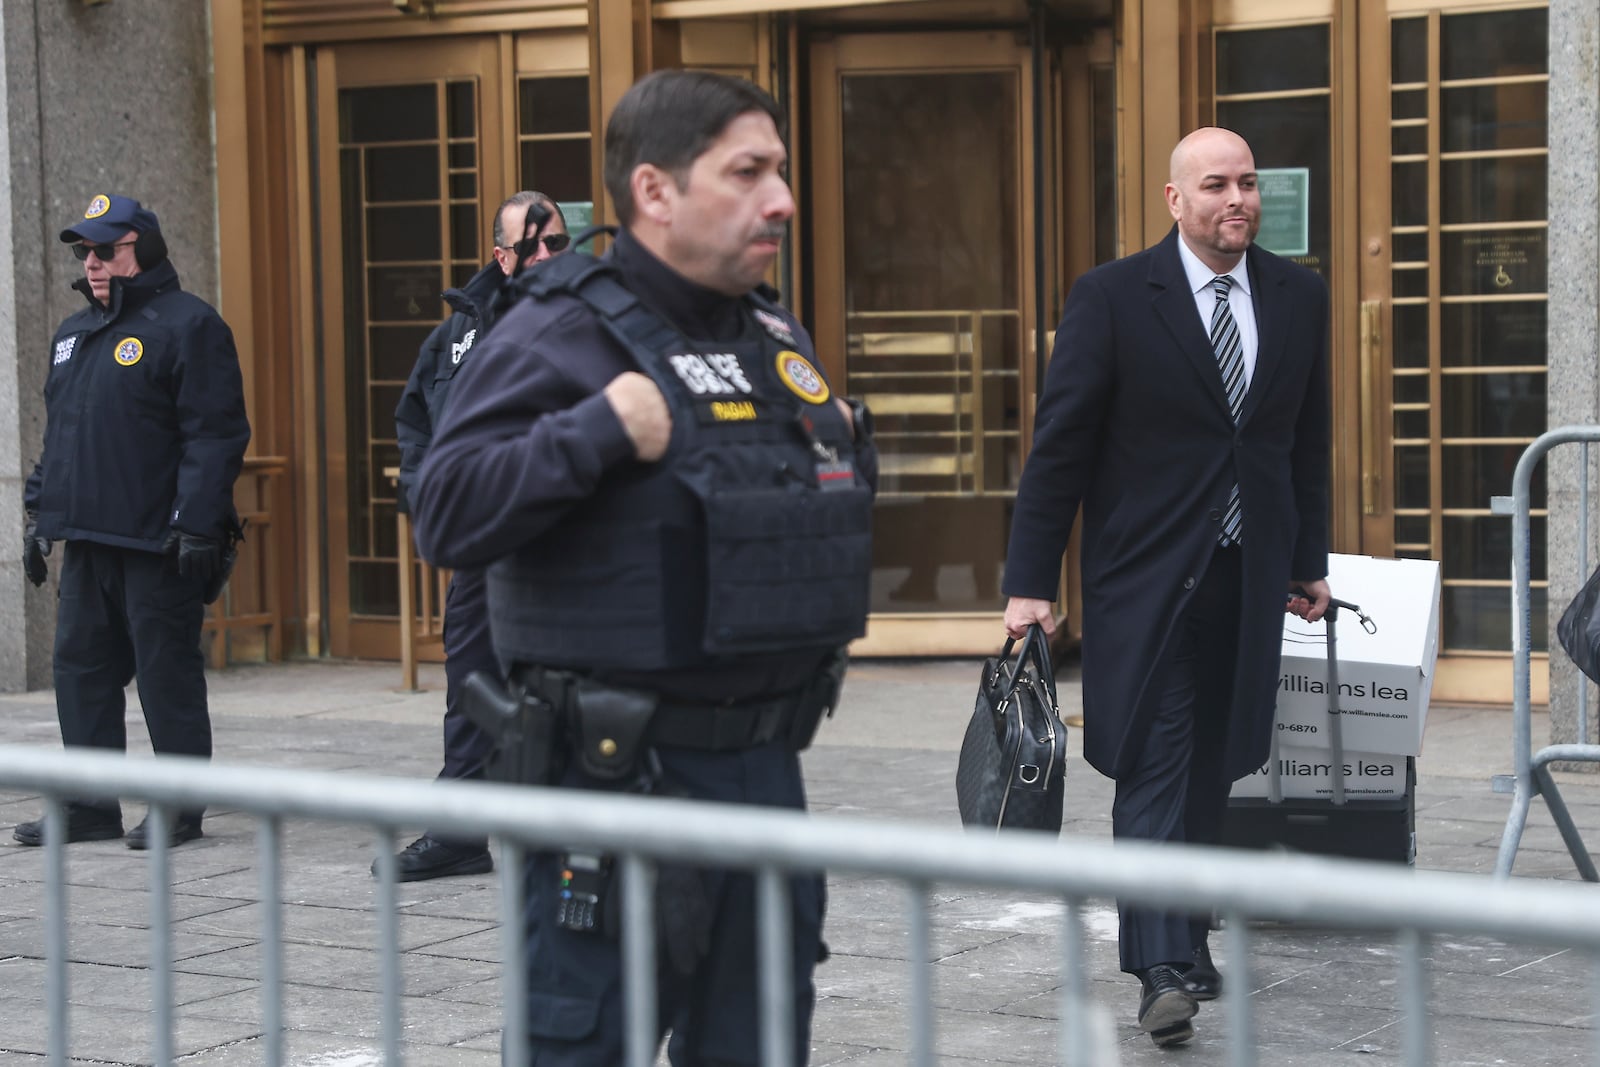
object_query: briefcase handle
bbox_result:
[996,623,1057,702]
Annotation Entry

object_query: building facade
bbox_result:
[2,0,1588,716]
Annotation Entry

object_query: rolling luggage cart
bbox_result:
[1221,597,1416,865]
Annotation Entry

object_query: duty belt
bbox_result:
[517,667,804,753]
[651,693,801,751]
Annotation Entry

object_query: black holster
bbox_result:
[787,646,849,752]
[461,671,564,786]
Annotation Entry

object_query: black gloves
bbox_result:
[22,511,49,587]
[162,529,224,584]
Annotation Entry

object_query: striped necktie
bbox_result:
[1210,275,1245,545]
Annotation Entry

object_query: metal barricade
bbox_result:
[7,745,1600,1067]
[1493,426,1600,880]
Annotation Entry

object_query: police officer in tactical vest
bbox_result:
[411,71,876,1065]
[13,194,250,850]
[382,190,569,882]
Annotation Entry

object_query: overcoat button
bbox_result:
[1208,509,1221,522]
[1183,577,1196,590]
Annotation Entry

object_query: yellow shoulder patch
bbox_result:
[774,350,829,405]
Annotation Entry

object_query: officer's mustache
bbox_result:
[752,223,786,243]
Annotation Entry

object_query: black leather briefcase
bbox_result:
[955,624,1068,833]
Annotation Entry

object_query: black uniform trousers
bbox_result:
[1113,541,1242,974]
[54,541,210,816]
[511,740,823,1067]
[428,567,497,847]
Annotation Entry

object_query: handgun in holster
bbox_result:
[461,670,564,786]
[787,645,850,751]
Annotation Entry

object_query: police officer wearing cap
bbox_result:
[380,190,569,882]
[412,71,875,1064]
[11,194,250,851]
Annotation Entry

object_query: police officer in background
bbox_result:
[381,190,569,881]
[12,194,250,850]
[412,71,876,1064]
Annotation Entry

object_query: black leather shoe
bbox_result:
[126,814,204,850]
[375,835,493,882]
[1183,942,1223,1001]
[13,805,123,846]
[1138,964,1198,1047]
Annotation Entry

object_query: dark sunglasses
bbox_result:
[71,240,137,262]
[507,232,571,258]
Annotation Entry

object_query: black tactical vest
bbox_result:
[487,253,872,672]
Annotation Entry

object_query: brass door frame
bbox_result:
[313,37,507,660]
[1212,0,1551,704]
[809,30,1041,655]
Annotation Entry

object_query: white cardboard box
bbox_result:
[1231,743,1408,800]
[1271,553,1442,757]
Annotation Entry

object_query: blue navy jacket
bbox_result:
[392,260,505,514]
[26,260,251,551]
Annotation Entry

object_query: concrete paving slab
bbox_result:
[408,926,503,965]
[168,1033,503,1066]
[0,995,262,1061]
[0,917,255,969]
[176,938,504,998]
[184,982,502,1046]
[0,957,255,1010]
[177,900,495,954]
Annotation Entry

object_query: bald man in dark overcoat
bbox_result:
[1003,126,1333,1049]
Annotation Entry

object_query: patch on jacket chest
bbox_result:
[451,328,477,365]
[113,337,144,367]
[53,336,77,365]
[668,352,753,396]
[752,308,797,346]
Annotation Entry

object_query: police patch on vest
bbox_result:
[775,350,829,405]
[451,328,476,365]
[752,308,797,346]
[668,353,753,396]
[53,336,77,365]
[113,337,144,366]
[85,195,111,219]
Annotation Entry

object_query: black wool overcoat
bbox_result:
[1002,226,1331,783]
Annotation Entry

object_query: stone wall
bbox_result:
[0,0,218,690]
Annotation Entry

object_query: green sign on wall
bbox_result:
[1255,168,1309,257]
[559,201,594,233]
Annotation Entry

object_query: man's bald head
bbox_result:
[1169,127,1253,186]
[1165,126,1260,273]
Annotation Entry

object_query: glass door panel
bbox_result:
[843,71,1021,611]
[1387,6,1549,660]
[810,32,1037,652]
[1213,25,1333,280]
[316,38,505,658]
[518,72,594,229]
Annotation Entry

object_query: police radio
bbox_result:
[555,849,613,933]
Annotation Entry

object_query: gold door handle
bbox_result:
[1359,299,1382,516]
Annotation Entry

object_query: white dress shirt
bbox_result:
[1176,235,1258,390]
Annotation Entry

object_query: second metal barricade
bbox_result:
[1493,425,1600,879]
